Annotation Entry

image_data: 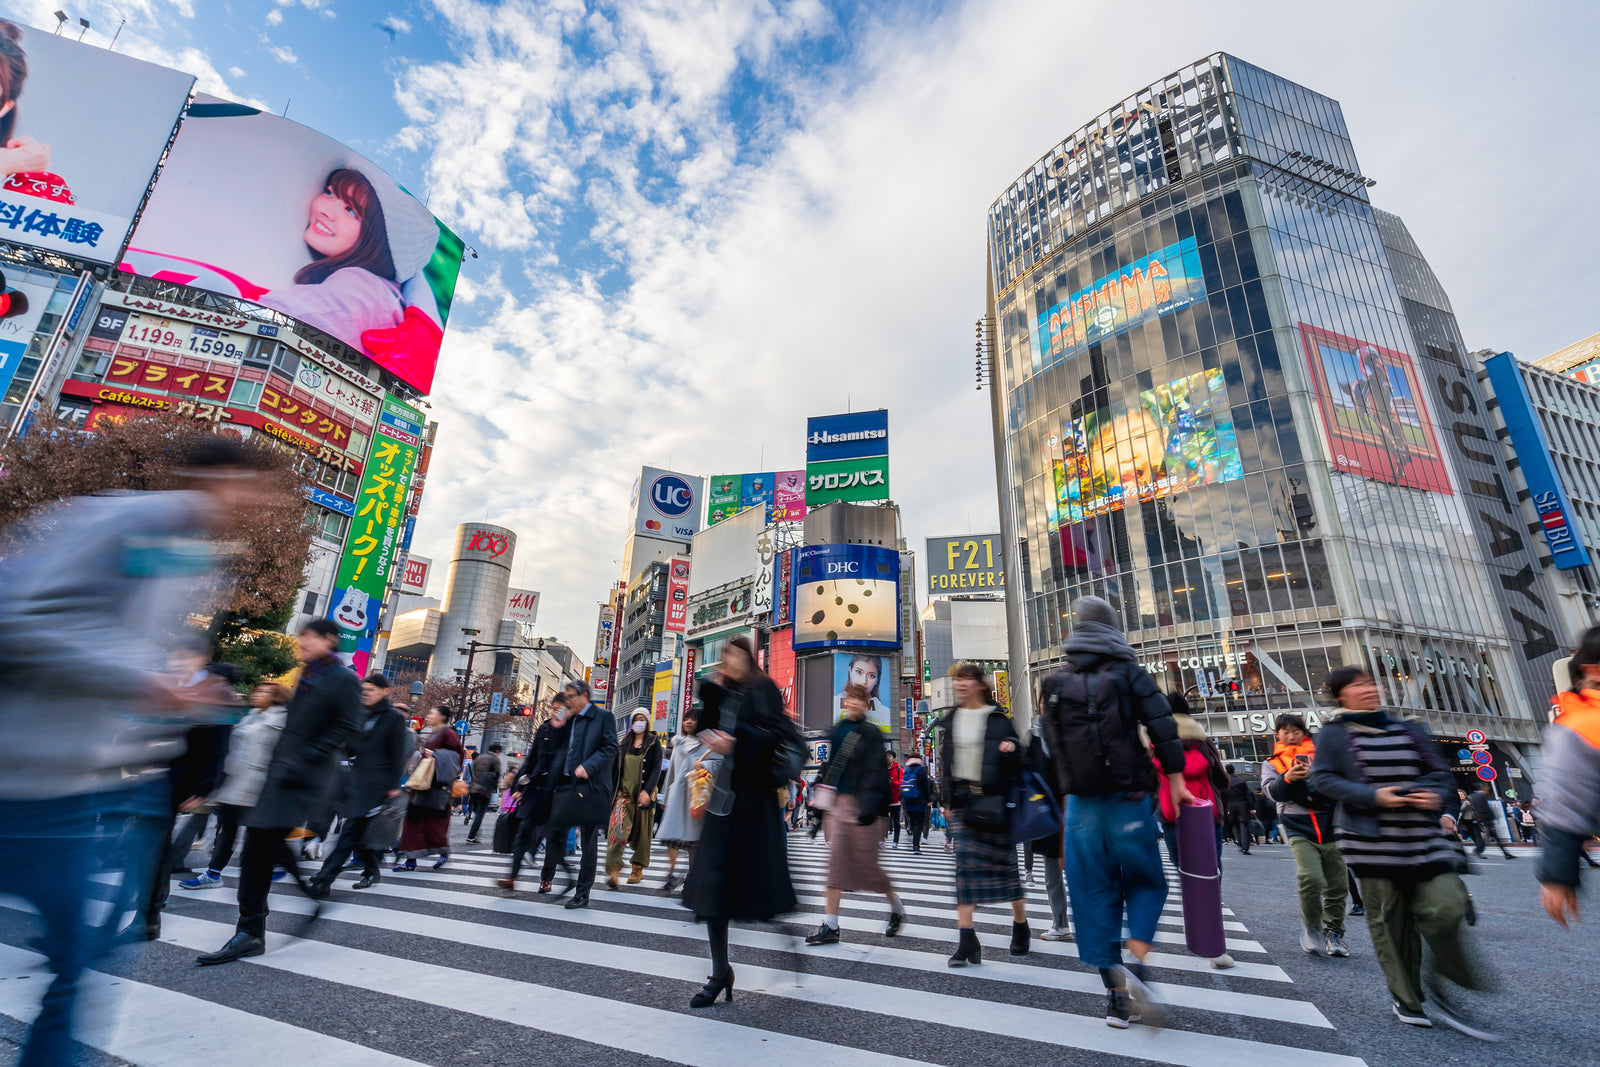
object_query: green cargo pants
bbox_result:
[1289,835,1347,935]
[1359,872,1481,1013]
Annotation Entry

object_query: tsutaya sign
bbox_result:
[1214,710,1327,736]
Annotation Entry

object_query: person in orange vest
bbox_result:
[1262,712,1349,958]
[1537,626,1600,928]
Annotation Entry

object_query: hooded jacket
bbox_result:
[1261,736,1335,843]
[1536,689,1600,888]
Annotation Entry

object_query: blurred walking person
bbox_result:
[806,684,905,946]
[1466,782,1515,859]
[900,753,931,854]
[682,637,801,1008]
[1536,626,1600,929]
[886,750,904,849]
[1263,712,1349,957]
[179,682,291,890]
[0,436,266,1064]
[1311,666,1497,1039]
[655,708,708,893]
[606,709,663,888]
[393,706,465,871]
[1037,597,1192,1028]
[310,672,411,892]
[465,743,503,844]
[499,694,571,893]
[197,618,361,964]
[934,663,1029,968]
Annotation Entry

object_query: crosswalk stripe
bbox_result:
[155,909,1362,1067]
[0,942,417,1065]
[152,913,931,1067]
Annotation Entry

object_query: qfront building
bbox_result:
[985,54,1559,781]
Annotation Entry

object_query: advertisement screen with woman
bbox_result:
[122,97,463,396]
[833,653,892,734]
[0,20,193,264]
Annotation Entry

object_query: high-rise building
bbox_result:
[426,523,518,681]
[985,54,1547,776]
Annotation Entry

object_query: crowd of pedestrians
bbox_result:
[4,450,1597,1060]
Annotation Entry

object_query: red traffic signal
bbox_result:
[409,716,423,730]
[520,706,534,716]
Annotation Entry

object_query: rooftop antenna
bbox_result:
[283,98,291,118]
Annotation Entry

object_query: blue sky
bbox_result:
[12,0,1600,656]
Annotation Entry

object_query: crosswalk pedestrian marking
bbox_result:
[0,824,1370,1066]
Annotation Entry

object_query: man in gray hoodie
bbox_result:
[0,436,266,1067]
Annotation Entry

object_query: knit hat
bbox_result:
[347,157,439,282]
[1072,595,1122,632]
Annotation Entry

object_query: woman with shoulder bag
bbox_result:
[656,708,707,894]
[933,663,1028,966]
[680,637,799,1009]
[805,683,905,946]
[394,706,464,871]
[606,709,663,888]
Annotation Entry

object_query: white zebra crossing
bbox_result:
[0,827,1369,1066]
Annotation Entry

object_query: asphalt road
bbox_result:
[1,822,1594,1066]
[1214,838,1600,1067]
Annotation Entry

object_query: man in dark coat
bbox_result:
[309,671,411,892]
[1224,772,1255,853]
[503,693,573,892]
[545,680,617,908]
[197,619,361,964]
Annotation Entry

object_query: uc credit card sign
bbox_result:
[806,410,889,462]
[632,465,705,543]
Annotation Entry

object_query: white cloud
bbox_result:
[228,65,246,78]
[267,43,298,65]
[379,14,412,36]
[266,9,283,26]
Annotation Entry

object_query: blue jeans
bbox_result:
[1062,793,1168,970]
[0,779,166,1067]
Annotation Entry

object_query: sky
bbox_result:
[11,0,1600,661]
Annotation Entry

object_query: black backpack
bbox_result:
[1038,660,1155,797]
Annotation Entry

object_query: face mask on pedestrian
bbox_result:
[632,721,647,734]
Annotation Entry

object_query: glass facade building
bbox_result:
[986,55,1544,767]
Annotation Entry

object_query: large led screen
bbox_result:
[1050,367,1243,524]
[122,97,463,395]
[0,20,193,264]
[791,544,900,650]
[831,652,893,734]
[1298,323,1452,494]
[1033,236,1205,368]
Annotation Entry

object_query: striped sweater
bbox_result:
[1335,723,1462,879]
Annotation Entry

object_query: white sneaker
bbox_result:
[1209,954,1235,969]
[1040,926,1071,941]
[1300,927,1324,955]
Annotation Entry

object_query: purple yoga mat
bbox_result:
[1175,799,1227,959]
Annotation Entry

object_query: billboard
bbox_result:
[806,410,889,463]
[772,546,795,628]
[768,627,796,717]
[0,21,193,264]
[1298,323,1452,493]
[665,557,691,634]
[594,603,617,666]
[1050,366,1243,524]
[328,394,423,674]
[1033,236,1205,367]
[926,534,1006,594]
[752,525,777,616]
[400,555,431,594]
[707,468,807,526]
[791,544,901,650]
[0,273,55,401]
[806,454,890,506]
[630,465,704,544]
[652,660,674,732]
[951,599,1009,661]
[505,588,540,624]
[831,652,893,734]
[122,96,465,395]
[1483,351,1591,569]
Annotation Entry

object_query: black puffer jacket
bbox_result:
[933,706,1021,806]
[821,717,891,820]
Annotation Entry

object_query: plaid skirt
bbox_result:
[954,811,1021,905]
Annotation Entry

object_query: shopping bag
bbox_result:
[404,752,436,791]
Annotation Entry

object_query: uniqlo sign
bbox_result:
[665,557,691,635]
[400,555,431,594]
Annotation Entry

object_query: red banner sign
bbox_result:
[665,556,690,634]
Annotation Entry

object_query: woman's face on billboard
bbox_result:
[306,186,362,259]
[849,659,878,695]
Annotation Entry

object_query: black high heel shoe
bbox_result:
[690,969,735,1008]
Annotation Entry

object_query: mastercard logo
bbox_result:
[645,519,662,531]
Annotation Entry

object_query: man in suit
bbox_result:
[196,619,361,964]
[547,680,617,909]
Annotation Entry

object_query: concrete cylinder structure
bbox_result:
[427,523,518,681]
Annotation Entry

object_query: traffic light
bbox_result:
[520,706,534,716]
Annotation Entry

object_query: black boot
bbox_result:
[196,932,265,966]
[1010,920,1031,956]
[947,926,981,967]
[689,969,735,1008]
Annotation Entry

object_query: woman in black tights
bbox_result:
[679,636,798,1008]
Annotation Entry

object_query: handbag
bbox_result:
[361,792,407,850]
[549,778,609,827]
[809,729,860,813]
[961,791,1010,827]
[1008,770,1063,843]
[608,794,635,847]
[404,752,436,791]
[450,779,469,799]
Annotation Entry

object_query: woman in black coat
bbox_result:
[681,636,798,1008]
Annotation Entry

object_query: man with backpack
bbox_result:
[900,754,931,854]
[1037,596,1192,1029]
